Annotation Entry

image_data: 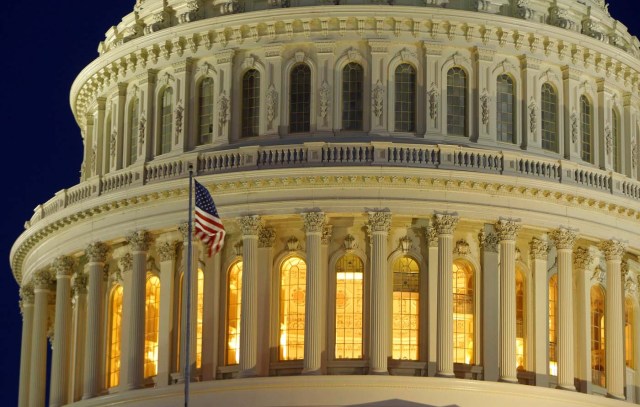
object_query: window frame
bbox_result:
[496,73,516,144]
[580,95,593,164]
[446,66,469,137]
[241,69,261,138]
[289,63,312,134]
[197,77,215,146]
[157,86,174,155]
[541,82,559,153]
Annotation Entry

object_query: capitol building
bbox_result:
[11,0,640,406]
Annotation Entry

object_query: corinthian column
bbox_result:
[599,239,627,399]
[549,228,578,391]
[529,237,549,387]
[257,227,276,376]
[178,223,199,382]
[50,256,75,407]
[156,239,177,387]
[238,215,261,377]
[574,247,596,392]
[70,273,88,402]
[29,269,53,407]
[495,219,521,383]
[125,231,152,390]
[18,284,34,407]
[434,214,458,377]
[83,242,108,399]
[301,212,326,374]
[368,211,392,374]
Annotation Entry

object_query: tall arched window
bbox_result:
[342,63,364,131]
[447,67,467,136]
[591,285,606,387]
[541,83,558,152]
[176,268,205,369]
[394,64,416,132]
[335,254,364,359]
[107,285,124,388]
[581,96,593,163]
[392,256,420,360]
[242,69,260,137]
[226,261,243,365]
[144,275,161,378]
[497,74,515,143]
[625,298,635,369]
[548,274,558,376]
[128,98,139,166]
[198,78,214,145]
[612,109,621,172]
[279,256,307,361]
[159,87,173,155]
[453,260,474,364]
[290,64,311,133]
[516,268,525,370]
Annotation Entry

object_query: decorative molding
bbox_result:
[157,241,177,262]
[319,81,330,120]
[604,124,613,157]
[239,215,262,236]
[234,240,243,256]
[372,80,385,118]
[343,234,357,252]
[258,227,276,248]
[175,100,184,141]
[127,230,152,251]
[599,239,626,261]
[19,284,35,305]
[321,224,333,245]
[217,90,230,130]
[494,219,521,241]
[71,273,88,296]
[425,227,438,248]
[266,84,278,127]
[53,256,74,278]
[574,247,596,270]
[433,214,458,235]
[478,230,499,253]
[570,110,578,144]
[528,97,537,135]
[86,242,108,263]
[427,82,439,122]
[367,211,392,234]
[591,266,606,286]
[480,89,489,126]
[286,236,300,252]
[529,237,549,260]
[453,239,470,256]
[549,227,578,250]
[32,268,53,290]
[302,212,326,234]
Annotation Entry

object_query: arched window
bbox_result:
[159,87,173,155]
[290,64,311,133]
[335,254,364,359]
[128,98,139,166]
[541,83,558,152]
[392,256,420,360]
[591,285,606,387]
[497,74,515,143]
[107,285,124,388]
[342,63,364,131]
[176,268,205,369]
[516,268,525,370]
[394,64,416,132]
[612,109,621,172]
[548,275,558,376]
[198,78,214,145]
[144,275,161,378]
[453,260,474,364]
[226,261,243,365]
[625,298,635,369]
[279,256,307,361]
[581,96,593,163]
[242,69,260,137]
[447,67,467,136]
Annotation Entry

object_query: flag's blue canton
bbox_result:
[194,180,225,256]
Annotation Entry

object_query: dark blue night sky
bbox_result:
[1,1,639,404]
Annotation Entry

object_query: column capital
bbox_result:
[321,224,333,246]
[549,228,578,250]
[127,230,152,251]
[479,230,499,253]
[494,219,521,241]
[433,213,458,235]
[574,247,597,270]
[32,269,53,290]
[86,241,108,263]
[258,227,276,248]
[157,241,178,261]
[367,211,392,234]
[119,253,133,274]
[20,284,35,305]
[425,227,438,247]
[239,215,262,236]
[301,212,326,234]
[72,273,88,296]
[599,239,626,261]
[529,237,549,259]
[178,222,192,242]
[53,256,75,278]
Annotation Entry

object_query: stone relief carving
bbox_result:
[604,124,613,157]
[453,239,470,255]
[239,215,262,236]
[367,211,392,233]
[428,83,439,122]
[478,230,499,253]
[138,112,146,147]
[319,81,330,121]
[175,100,184,142]
[549,6,575,30]
[287,236,300,251]
[321,225,333,245]
[632,139,638,169]
[218,90,230,130]
[258,227,276,248]
[574,247,596,270]
[372,80,385,118]
[494,219,521,241]
[599,239,626,261]
[433,214,458,235]
[344,234,357,252]
[480,89,489,126]
[266,84,278,127]
[157,241,177,262]
[549,228,577,250]
[528,97,537,135]
[570,110,578,144]
[302,212,326,233]
[591,266,606,285]
[110,130,117,161]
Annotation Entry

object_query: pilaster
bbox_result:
[316,42,335,133]
[238,215,261,377]
[520,56,541,151]
[18,284,34,407]
[426,225,438,377]
[574,247,597,393]
[70,272,88,402]
[529,237,549,387]
[424,42,443,137]
[29,268,53,407]
[369,41,389,134]
[475,47,496,143]
[264,45,283,137]
[480,227,499,382]
[156,239,178,386]
[257,227,276,376]
[138,70,157,162]
[173,59,193,152]
[213,50,234,146]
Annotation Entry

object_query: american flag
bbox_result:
[194,180,226,256]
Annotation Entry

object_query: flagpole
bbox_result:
[184,164,194,407]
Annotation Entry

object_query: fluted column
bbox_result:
[549,228,578,391]
[301,212,326,374]
[125,231,151,390]
[368,211,392,374]
[70,273,88,402]
[18,285,34,407]
[480,228,500,382]
[83,242,108,399]
[29,269,53,407]
[178,223,199,382]
[238,215,261,377]
[50,256,75,407]
[257,227,276,376]
[529,237,549,387]
[157,240,177,386]
[600,239,627,399]
[434,214,458,377]
[426,226,439,377]
[495,219,521,383]
[574,247,596,392]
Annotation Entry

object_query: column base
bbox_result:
[301,368,322,376]
[238,369,258,378]
[556,384,576,391]
[606,392,625,400]
[369,369,390,375]
[499,377,518,384]
[436,371,455,378]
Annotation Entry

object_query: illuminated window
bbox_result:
[447,67,467,136]
[279,256,307,361]
[591,285,606,387]
[392,256,420,360]
[335,254,364,359]
[144,275,161,378]
[516,269,525,371]
[612,110,621,173]
[128,97,139,166]
[290,64,311,133]
[548,275,557,376]
[176,268,205,369]
[497,74,515,143]
[198,78,214,145]
[453,260,474,364]
[159,87,173,154]
[226,261,243,365]
[107,285,124,388]
[626,298,635,369]
[394,64,416,132]
[580,96,593,163]
[342,63,364,131]
[242,69,260,137]
[541,83,558,153]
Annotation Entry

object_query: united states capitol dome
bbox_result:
[12,0,640,406]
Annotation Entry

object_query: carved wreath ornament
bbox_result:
[372,80,385,118]
[480,90,489,126]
